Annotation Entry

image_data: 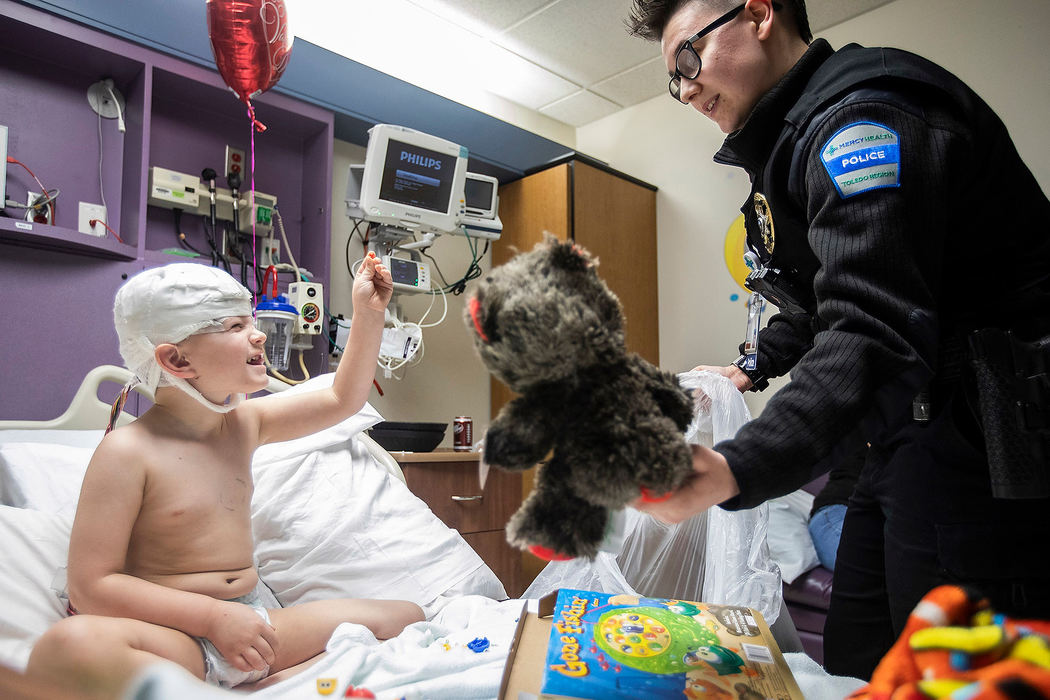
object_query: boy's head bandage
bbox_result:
[113,263,253,413]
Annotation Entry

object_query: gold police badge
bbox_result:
[753,192,775,255]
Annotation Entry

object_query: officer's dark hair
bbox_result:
[626,0,812,44]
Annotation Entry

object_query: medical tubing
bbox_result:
[273,207,303,282]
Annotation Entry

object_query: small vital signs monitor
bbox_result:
[459,172,502,240]
[358,124,468,235]
[383,255,431,294]
[464,173,497,218]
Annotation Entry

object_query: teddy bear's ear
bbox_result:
[548,239,594,272]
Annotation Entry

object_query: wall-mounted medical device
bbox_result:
[287,280,324,335]
[147,166,275,235]
[459,172,502,240]
[354,124,469,235]
[148,167,200,209]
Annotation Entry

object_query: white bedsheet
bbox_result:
[124,596,864,700]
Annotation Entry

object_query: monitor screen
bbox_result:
[463,176,495,216]
[379,139,458,214]
[353,124,469,235]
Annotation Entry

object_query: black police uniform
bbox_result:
[708,39,1050,678]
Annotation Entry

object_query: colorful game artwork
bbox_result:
[541,589,803,700]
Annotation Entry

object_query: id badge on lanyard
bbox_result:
[743,291,765,370]
[742,251,766,370]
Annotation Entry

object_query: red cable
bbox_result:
[88,218,124,243]
[6,156,55,224]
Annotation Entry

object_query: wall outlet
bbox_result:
[78,202,108,236]
[225,145,246,180]
[26,191,53,224]
[258,237,280,267]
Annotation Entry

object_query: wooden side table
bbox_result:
[393,450,524,597]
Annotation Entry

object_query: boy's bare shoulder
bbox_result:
[87,418,162,474]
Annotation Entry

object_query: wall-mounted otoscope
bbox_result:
[201,167,218,234]
[227,170,241,236]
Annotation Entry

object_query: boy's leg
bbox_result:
[27,615,205,697]
[265,599,424,673]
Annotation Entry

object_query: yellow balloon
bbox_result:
[724,214,749,291]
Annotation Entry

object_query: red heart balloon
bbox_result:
[206,0,293,105]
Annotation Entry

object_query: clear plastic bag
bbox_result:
[522,370,783,622]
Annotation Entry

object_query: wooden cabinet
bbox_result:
[394,451,524,597]
[493,155,660,586]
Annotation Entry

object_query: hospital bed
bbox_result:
[0,366,861,698]
[0,365,522,697]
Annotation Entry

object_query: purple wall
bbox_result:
[0,2,333,421]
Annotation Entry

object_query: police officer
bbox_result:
[625,0,1050,680]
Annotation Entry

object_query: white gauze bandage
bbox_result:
[113,263,253,413]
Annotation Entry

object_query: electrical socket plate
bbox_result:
[26,191,52,224]
[225,145,246,180]
[78,202,108,237]
[258,237,280,267]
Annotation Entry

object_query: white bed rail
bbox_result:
[0,365,405,483]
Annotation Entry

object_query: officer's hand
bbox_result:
[630,445,740,524]
[691,364,752,393]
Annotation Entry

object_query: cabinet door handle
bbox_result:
[451,495,484,502]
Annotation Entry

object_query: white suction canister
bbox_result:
[256,266,298,372]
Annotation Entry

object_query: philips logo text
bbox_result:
[401,151,442,170]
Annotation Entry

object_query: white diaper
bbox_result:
[197,582,278,688]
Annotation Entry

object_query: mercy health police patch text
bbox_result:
[821,122,901,198]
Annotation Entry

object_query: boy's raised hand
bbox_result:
[354,252,394,313]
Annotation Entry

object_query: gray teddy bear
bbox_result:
[465,235,696,560]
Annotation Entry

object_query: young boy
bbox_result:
[26,255,423,695]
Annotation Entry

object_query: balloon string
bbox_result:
[248,102,259,305]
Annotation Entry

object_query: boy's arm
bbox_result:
[68,433,278,671]
[250,252,393,445]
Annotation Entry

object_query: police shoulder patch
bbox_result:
[820,121,900,199]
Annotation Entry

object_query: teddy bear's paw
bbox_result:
[482,429,547,471]
[639,487,673,503]
[526,544,575,561]
[507,490,608,560]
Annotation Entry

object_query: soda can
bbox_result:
[453,416,473,452]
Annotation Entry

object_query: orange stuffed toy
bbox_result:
[850,585,1050,700]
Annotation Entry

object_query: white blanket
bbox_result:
[125,596,864,700]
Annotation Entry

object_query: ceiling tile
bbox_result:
[590,56,667,106]
[808,0,897,33]
[499,0,661,86]
[539,90,621,127]
[484,44,581,110]
[406,0,553,34]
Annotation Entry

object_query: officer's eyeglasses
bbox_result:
[668,2,781,103]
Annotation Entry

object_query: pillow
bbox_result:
[0,430,104,449]
[766,489,820,583]
[252,436,507,611]
[0,443,93,516]
[252,373,384,463]
[0,506,71,671]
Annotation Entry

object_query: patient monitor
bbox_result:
[345,124,503,273]
[459,172,503,240]
[353,124,469,236]
[344,125,503,375]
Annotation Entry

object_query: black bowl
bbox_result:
[367,421,447,452]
